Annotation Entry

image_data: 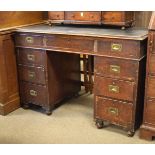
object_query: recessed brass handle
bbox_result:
[110,65,120,73]
[27,54,35,61]
[25,36,34,44]
[109,85,119,93]
[80,12,84,17]
[111,43,122,52]
[28,71,35,79]
[30,90,37,96]
[108,107,118,116]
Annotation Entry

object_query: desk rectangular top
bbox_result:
[15,24,148,40]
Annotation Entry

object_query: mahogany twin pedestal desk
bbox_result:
[14,24,148,136]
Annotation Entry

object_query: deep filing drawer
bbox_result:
[65,11,101,22]
[95,96,133,126]
[97,38,141,59]
[18,65,46,85]
[94,56,138,81]
[20,82,48,106]
[45,35,94,53]
[16,48,46,66]
[94,76,135,102]
[15,33,44,47]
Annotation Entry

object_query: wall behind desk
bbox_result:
[0,11,46,30]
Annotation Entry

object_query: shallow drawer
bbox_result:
[45,35,94,53]
[15,33,43,47]
[20,82,48,106]
[144,99,155,125]
[94,76,135,102]
[97,38,141,59]
[48,11,64,20]
[147,76,155,98]
[95,96,133,125]
[102,11,123,23]
[16,48,46,66]
[148,54,155,74]
[18,65,46,85]
[65,11,101,23]
[94,56,138,81]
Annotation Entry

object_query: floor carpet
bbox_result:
[0,93,154,144]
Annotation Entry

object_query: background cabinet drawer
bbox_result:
[18,65,46,85]
[45,35,94,52]
[97,39,141,59]
[20,82,48,106]
[65,11,101,22]
[16,48,46,66]
[148,54,155,74]
[94,76,135,101]
[94,56,138,81]
[95,96,133,125]
[144,99,155,125]
[147,76,155,98]
[15,33,43,47]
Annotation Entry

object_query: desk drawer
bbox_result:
[18,65,46,85]
[94,56,138,81]
[45,35,94,53]
[20,82,48,106]
[95,96,133,125]
[65,11,101,23]
[15,33,43,47]
[97,39,141,59]
[16,48,46,66]
[48,11,64,20]
[94,76,135,102]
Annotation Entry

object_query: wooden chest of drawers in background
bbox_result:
[48,11,134,28]
[94,38,147,137]
[140,12,155,140]
[15,33,81,115]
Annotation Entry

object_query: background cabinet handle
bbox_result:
[108,85,119,93]
[108,107,119,116]
[111,43,122,52]
[29,90,37,96]
[25,36,34,44]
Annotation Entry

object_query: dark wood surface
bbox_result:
[140,12,155,141]
[0,32,20,115]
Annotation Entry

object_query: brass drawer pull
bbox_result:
[111,43,122,52]
[109,85,119,93]
[25,36,34,44]
[108,107,118,115]
[30,90,37,96]
[80,12,84,17]
[27,54,35,61]
[28,71,35,79]
[110,65,120,73]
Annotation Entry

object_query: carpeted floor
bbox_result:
[0,93,154,144]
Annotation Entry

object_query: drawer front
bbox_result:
[16,48,46,66]
[94,56,138,81]
[18,65,46,85]
[144,99,155,125]
[20,82,48,106]
[102,11,123,23]
[15,33,43,47]
[147,76,155,98]
[94,76,135,101]
[65,11,101,22]
[97,39,140,59]
[95,96,133,125]
[148,31,155,54]
[45,35,94,53]
[48,11,64,20]
[148,53,155,74]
